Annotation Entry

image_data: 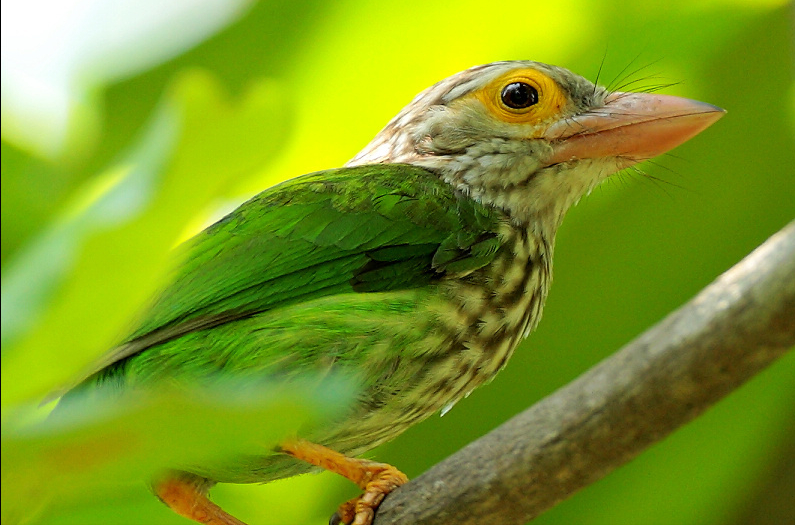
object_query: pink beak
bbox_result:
[544,92,725,167]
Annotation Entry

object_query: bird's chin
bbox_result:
[614,156,644,169]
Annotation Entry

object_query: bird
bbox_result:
[55,60,724,525]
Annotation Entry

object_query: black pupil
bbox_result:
[501,82,539,109]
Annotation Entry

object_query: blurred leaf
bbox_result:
[1,70,289,405]
[1,376,354,525]
[0,142,72,266]
[0,0,253,160]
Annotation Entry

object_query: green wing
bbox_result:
[66,164,504,389]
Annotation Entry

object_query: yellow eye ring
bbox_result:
[475,68,567,125]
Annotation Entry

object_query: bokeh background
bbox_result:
[2,0,794,524]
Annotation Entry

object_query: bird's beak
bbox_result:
[544,92,725,168]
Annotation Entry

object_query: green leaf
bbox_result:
[1,376,354,525]
[1,71,289,406]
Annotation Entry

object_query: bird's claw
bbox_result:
[329,510,344,525]
[329,466,408,525]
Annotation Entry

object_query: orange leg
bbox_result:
[153,473,247,525]
[281,439,408,525]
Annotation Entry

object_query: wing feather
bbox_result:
[56,163,505,397]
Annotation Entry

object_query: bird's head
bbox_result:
[348,61,724,236]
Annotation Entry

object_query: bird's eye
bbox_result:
[500,82,539,109]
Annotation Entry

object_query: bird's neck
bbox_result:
[350,137,607,242]
[413,161,565,242]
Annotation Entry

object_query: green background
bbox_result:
[2,0,793,524]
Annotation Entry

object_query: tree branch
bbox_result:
[375,221,795,525]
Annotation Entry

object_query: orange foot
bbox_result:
[153,473,247,525]
[281,439,408,525]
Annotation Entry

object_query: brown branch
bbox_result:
[375,221,795,525]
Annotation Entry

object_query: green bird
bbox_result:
[56,61,724,525]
